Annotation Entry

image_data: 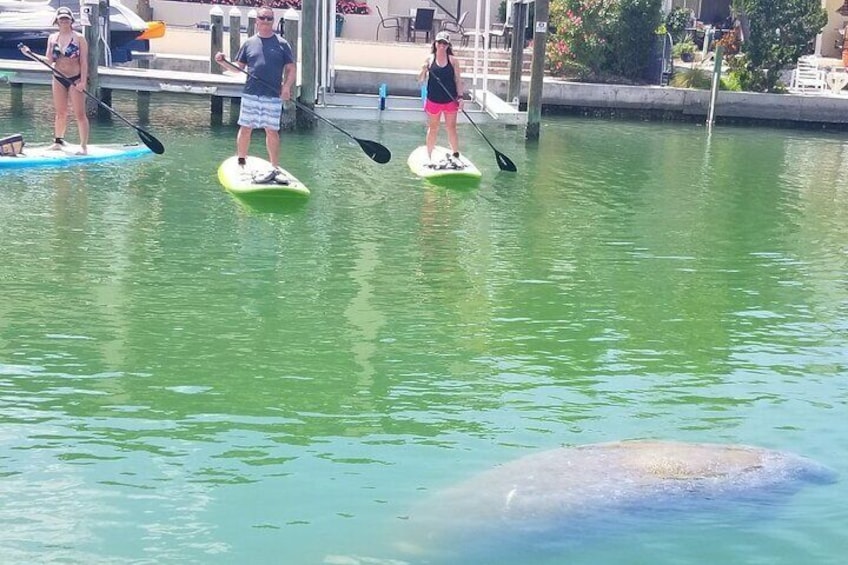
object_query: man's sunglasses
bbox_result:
[257,15,274,21]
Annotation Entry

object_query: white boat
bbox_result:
[0,0,164,64]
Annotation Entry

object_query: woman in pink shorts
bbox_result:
[418,31,466,163]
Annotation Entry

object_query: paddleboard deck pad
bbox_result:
[217,156,309,197]
[0,143,151,169]
[407,145,482,180]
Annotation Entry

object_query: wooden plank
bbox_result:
[0,60,246,97]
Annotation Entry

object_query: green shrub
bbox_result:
[669,67,712,89]
[664,6,691,43]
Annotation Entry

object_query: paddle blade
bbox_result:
[495,150,517,172]
[137,128,165,155]
[356,138,391,164]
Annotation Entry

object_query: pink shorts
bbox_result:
[425,99,459,115]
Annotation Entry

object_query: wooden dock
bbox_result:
[0,59,246,97]
[0,58,525,124]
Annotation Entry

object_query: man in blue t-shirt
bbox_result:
[215,4,296,173]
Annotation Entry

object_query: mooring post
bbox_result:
[228,7,242,122]
[506,0,527,107]
[228,7,241,61]
[281,8,300,131]
[97,0,113,118]
[10,83,23,111]
[247,9,256,36]
[296,3,316,130]
[136,0,152,20]
[82,0,101,117]
[525,0,549,141]
[210,6,224,123]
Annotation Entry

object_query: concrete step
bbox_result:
[453,48,533,74]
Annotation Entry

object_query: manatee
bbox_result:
[395,440,837,562]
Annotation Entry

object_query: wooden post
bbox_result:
[210,6,224,123]
[228,7,241,61]
[10,83,23,111]
[282,9,301,131]
[247,9,256,37]
[136,0,152,21]
[297,3,317,130]
[136,0,151,126]
[228,7,242,122]
[82,0,101,117]
[96,0,112,118]
[506,0,526,106]
[525,0,548,141]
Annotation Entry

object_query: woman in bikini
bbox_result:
[45,7,89,154]
[418,30,466,164]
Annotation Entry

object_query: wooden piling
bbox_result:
[296,4,316,130]
[281,9,300,131]
[507,1,527,106]
[82,0,101,117]
[247,10,256,36]
[136,0,152,21]
[525,0,548,141]
[228,7,242,123]
[210,7,224,124]
[10,83,23,111]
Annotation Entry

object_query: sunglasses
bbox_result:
[436,40,449,45]
[257,15,274,21]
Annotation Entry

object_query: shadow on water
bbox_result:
[422,176,482,191]
[227,192,310,215]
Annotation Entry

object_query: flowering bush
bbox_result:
[546,0,661,82]
[546,0,616,78]
[176,0,370,14]
[336,0,370,14]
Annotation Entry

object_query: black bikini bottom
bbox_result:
[54,73,82,90]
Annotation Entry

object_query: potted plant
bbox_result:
[673,39,696,62]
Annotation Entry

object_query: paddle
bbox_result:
[429,72,517,172]
[219,56,391,164]
[18,43,165,155]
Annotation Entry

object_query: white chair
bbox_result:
[789,57,827,93]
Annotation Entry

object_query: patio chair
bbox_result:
[375,5,402,41]
[440,10,476,47]
[441,11,468,35]
[409,8,435,43]
[488,23,512,49]
[789,57,827,94]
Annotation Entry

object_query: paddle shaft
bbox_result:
[19,44,164,154]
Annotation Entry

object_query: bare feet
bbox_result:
[75,147,87,156]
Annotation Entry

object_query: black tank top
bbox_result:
[427,57,457,103]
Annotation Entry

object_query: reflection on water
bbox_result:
[0,88,846,564]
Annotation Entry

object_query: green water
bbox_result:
[1,90,846,564]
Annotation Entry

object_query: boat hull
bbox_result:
[0,1,151,63]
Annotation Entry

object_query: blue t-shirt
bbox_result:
[236,34,295,99]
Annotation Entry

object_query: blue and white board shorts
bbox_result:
[238,93,283,130]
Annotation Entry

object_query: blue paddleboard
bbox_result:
[0,143,151,169]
